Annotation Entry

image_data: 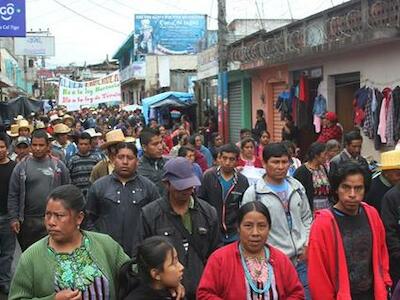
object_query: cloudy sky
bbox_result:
[26,0,350,67]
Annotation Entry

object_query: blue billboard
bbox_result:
[0,0,26,37]
[134,14,206,56]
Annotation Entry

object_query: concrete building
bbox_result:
[228,0,400,159]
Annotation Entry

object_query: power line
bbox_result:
[286,0,294,21]
[254,0,265,30]
[86,0,132,19]
[52,0,127,36]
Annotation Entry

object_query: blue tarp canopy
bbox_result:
[142,91,195,123]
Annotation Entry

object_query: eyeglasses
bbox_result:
[339,184,365,194]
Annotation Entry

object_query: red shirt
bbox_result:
[197,242,305,300]
[308,203,391,299]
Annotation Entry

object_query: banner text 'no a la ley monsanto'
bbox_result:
[58,71,121,111]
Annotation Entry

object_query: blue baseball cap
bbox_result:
[163,157,201,191]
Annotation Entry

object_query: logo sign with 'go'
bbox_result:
[0,0,26,37]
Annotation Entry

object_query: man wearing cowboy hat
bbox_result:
[51,123,77,163]
[90,129,125,183]
[365,150,400,213]
[380,150,400,289]
[84,128,105,160]
[17,120,32,139]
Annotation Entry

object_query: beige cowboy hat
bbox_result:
[63,114,75,124]
[35,121,46,129]
[379,150,400,171]
[18,120,33,132]
[100,129,125,149]
[7,124,19,137]
[14,115,24,122]
[53,123,71,134]
[124,137,136,143]
[49,114,61,123]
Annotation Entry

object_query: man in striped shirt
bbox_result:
[67,132,100,197]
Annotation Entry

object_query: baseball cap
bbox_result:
[15,137,30,147]
[163,157,201,191]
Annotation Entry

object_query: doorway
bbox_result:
[335,72,360,135]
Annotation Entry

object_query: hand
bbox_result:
[10,220,20,234]
[170,283,185,300]
[55,289,82,300]
[298,246,308,262]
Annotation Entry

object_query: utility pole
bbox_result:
[217,0,228,72]
[217,0,229,141]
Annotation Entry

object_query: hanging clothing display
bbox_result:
[275,91,292,119]
[313,95,327,133]
[299,74,309,102]
[354,85,400,150]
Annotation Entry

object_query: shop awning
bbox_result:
[142,91,195,123]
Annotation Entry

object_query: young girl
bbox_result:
[118,237,185,300]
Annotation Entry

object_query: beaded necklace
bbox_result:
[239,243,273,295]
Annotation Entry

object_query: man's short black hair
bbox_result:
[115,142,138,157]
[78,132,92,142]
[262,143,290,162]
[0,132,10,148]
[139,128,160,146]
[344,130,363,145]
[31,129,49,144]
[240,128,252,135]
[178,145,195,157]
[218,143,240,158]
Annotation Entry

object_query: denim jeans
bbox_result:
[296,260,310,300]
[0,217,16,292]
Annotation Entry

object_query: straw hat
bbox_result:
[63,114,75,123]
[100,129,125,149]
[84,128,102,138]
[18,120,33,132]
[14,115,24,122]
[50,114,61,123]
[7,124,19,137]
[124,137,136,143]
[53,123,71,134]
[379,150,400,171]
[35,121,46,129]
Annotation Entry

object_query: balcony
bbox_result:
[119,62,146,84]
[229,0,400,67]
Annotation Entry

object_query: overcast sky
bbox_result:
[26,0,350,67]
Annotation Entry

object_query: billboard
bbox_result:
[14,36,55,56]
[0,0,26,37]
[58,71,121,111]
[134,14,206,56]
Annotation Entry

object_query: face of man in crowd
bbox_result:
[144,135,163,159]
[114,147,138,178]
[194,136,202,148]
[335,173,365,216]
[57,133,69,146]
[219,151,237,174]
[346,139,362,158]
[0,140,8,162]
[383,169,400,186]
[264,155,290,182]
[15,144,30,159]
[214,135,223,147]
[31,137,49,159]
[150,120,158,129]
[78,138,91,155]
[168,183,193,203]
[185,150,196,163]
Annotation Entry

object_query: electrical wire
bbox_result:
[52,0,127,36]
[286,0,294,21]
[86,0,132,19]
[254,0,265,30]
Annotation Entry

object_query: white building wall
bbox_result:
[289,40,400,161]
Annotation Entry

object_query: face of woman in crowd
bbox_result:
[260,132,270,146]
[242,142,254,159]
[326,146,340,161]
[194,136,202,148]
[214,135,223,147]
[45,199,84,244]
[152,248,184,289]
[315,150,327,165]
[239,210,270,255]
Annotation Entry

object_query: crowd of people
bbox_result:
[0,105,400,300]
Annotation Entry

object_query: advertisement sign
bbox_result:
[134,14,206,56]
[14,36,55,56]
[0,0,26,37]
[58,71,121,111]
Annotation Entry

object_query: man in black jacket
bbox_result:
[137,128,168,196]
[198,143,249,244]
[380,150,400,288]
[329,130,371,182]
[136,157,220,300]
[86,142,159,256]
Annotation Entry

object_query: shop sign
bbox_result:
[0,0,25,37]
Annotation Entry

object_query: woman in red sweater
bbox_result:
[197,201,304,300]
[237,138,263,169]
